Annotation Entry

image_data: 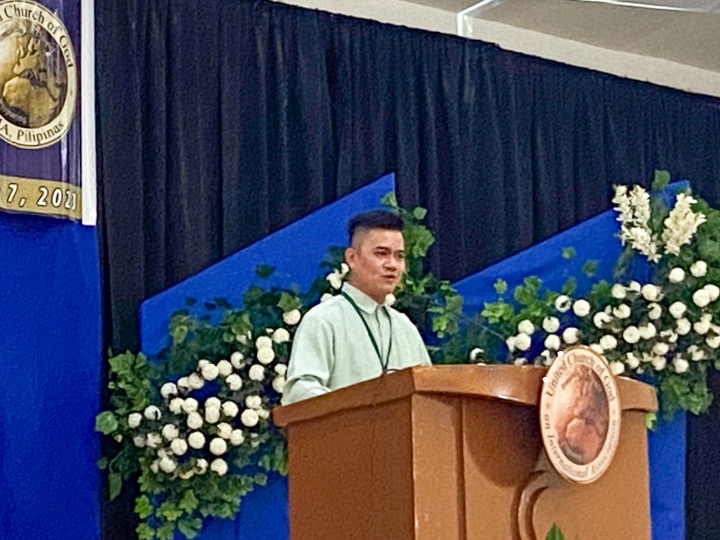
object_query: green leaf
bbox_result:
[652,169,671,191]
[412,206,428,220]
[177,517,203,539]
[582,259,599,277]
[108,471,122,500]
[158,501,183,522]
[255,264,276,279]
[95,411,119,435]
[561,247,576,259]
[135,495,154,519]
[277,292,301,313]
[493,279,508,294]
[178,490,199,513]
[546,523,565,540]
[380,191,398,208]
[645,412,657,430]
[136,523,156,540]
[561,277,577,296]
[97,457,109,470]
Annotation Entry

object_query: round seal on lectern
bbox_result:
[0,0,77,148]
[539,345,621,484]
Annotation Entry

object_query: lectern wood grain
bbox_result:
[274,365,657,540]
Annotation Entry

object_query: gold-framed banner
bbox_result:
[0,0,95,224]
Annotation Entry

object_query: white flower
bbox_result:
[613,304,631,319]
[662,193,706,255]
[539,350,554,366]
[385,294,396,306]
[150,460,160,474]
[249,364,265,381]
[542,317,560,333]
[589,344,604,355]
[245,395,262,409]
[694,320,711,335]
[272,376,286,393]
[201,363,219,381]
[326,271,343,290]
[257,408,270,420]
[222,401,239,418]
[641,284,661,302]
[651,357,667,371]
[205,397,221,410]
[230,429,245,446]
[707,335,720,349]
[188,431,206,449]
[283,309,302,326]
[216,360,233,377]
[555,295,571,313]
[188,373,205,390]
[626,352,641,370]
[176,377,190,392]
[255,335,273,350]
[321,293,334,303]
[627,281,642,293]
[257,347,276,365]
[128,413,142,429]
[241,409,260,427]
[209,437,228,456]
[668,268,686,283]
[340,263,349,276]
[693,289,712,308]
[216,423,233,439]
[593,312,610,328]
[187,412,203,430]
[688,345,705,361]
[133,435,146,448]
[205,407,220,424]
[168,398,184,415]
[661,330,678,344]
[198,359,210,370]
[226,374,243,391]
[161,424,179,441]
[610,362,625,375]
[622,326,640,344]
[159,457,177,474]
[181,398,199,414]
[653,342,669,356]
[272,328,291,344]
[195,458,209,475]
[210,458,228,476]
[611,284,626,299]
[274,364,288,376]
[517,320,535,336]
[648,303,662,320]
[514,333,532,352]
[562,327,580,344]
[638,323,657,340]
[230,352,245,369]
[573,299,591,317]
[170,438,188,456]
[544,334,561,351]
[691,261,708,277]
[236,334,248,345]
[160,382,178,399]
[143,405,161,421]
[178,469,194,480]
[669,302,687,319]
[505,336,516,352]
[469,347,483,361]
[600,335,618,351]
[673,357,690,374]
[146,432,162,449]
[676,318,692,335]
[705,284,720,302]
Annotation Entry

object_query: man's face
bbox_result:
[345,228,405,303]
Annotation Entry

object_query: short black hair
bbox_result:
[347,210,403,245]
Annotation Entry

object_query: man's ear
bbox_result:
[344,246,355,268]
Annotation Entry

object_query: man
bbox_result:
[281,210,431,405]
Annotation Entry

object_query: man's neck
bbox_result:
[347,281,386,305]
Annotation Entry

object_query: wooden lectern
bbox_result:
[273,365,657,540]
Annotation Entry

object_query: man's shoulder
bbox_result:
[302,295,348,323]
[387,306,421,332]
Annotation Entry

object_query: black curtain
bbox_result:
[96,0,720,537]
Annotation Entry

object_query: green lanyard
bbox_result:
[341,291,393,373]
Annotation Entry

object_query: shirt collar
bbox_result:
[342,283,390,314]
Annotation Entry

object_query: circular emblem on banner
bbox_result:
[539,346,621,484]
[0,0,77,148]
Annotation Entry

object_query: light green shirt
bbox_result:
[282,283,432,405]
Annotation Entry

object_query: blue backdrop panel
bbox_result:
[140,174,396,539]
[0,213,101,540]
[454,197,684,540]
[141,174,396,356]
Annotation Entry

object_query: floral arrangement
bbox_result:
[467,172,720,418]
[95,196,462,539]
